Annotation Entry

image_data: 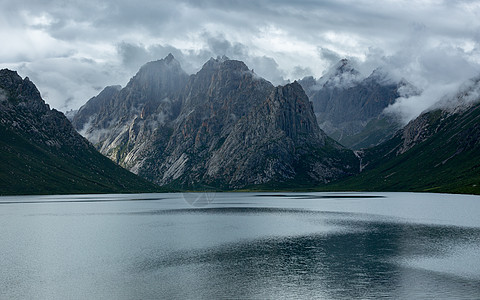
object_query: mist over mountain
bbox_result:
[329,77,480,194]
[73,55,358,189]
[0,69,159,195]
[3,50,479,194]
[299,59,419,149]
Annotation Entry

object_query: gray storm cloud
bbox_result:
[1,0,479,122]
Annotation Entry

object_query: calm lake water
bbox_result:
[1,192,480,299]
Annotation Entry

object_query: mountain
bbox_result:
[73,55,358,189]
[0,69,160,195]
[327,78,480,194]
[299,60,417,149]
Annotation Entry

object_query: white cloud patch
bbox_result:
[374,31,480,123]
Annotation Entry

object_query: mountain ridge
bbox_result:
[0,69,160,195]
[73,55,358,189]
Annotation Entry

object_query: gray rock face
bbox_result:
[0,69,90,152]
[299,60,416,149]
[205,82,357,188]
[72,85,121,130]
[72,54,190,172]
[74,55,358,188]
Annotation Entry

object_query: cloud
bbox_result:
[0,0,479,116]
[11,57,129,112]
[292,66,313,80]
[376,30,480,123]
[317,47,342,68]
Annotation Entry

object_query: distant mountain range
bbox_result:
[73,55,358,189]
[0,69,159,195]
[2,55,479,195]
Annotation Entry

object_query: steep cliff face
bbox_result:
[72,54,190,172]
[140,57,277,187]
[204,82,357,188]
[299,61,415,149]
[74,55,358,189]
[73,85,121,132]
[0,69,159,195]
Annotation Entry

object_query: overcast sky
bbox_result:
[1,0,480,122]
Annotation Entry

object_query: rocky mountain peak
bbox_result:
[0,69,88,151]
[73,57,358,189]
[0,69,48,114]
[318,59,362,89]
[131,54,186,85]
[72,54,189,149]
[298,61,411,149]
[365,68,395,86]
[335,58,357,74]
[0,69,22,88]
[116,53,189,109]
[267,81,325,142]
[200,56,248,74]
[181,57,271,112]
[165,52,175,62]
[72,85,122,131]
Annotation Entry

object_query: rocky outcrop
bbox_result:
[74,55,359,189]
[72,54,190,172]
[0,69,158,195]
[204,82,357,188]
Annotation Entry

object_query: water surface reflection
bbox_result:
[1,192,479,299]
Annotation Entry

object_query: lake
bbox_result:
[1,192,480,299]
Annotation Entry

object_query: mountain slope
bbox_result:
[326,80,480,194]
[300,60,415,149]
[74,55,359,189]
[0,69,160,195]
[73,54,190,173]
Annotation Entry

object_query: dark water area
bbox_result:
[1,192,479,299]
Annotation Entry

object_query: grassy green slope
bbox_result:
[324,105,480,194]
[0,124,161,195]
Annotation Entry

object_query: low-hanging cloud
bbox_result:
[376,30,480,124]
[313,23,480,124]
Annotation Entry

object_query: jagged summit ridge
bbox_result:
[73,56,358,189]
[0,69,49,114]
[317,58,362,88]
[73,54,189,146]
